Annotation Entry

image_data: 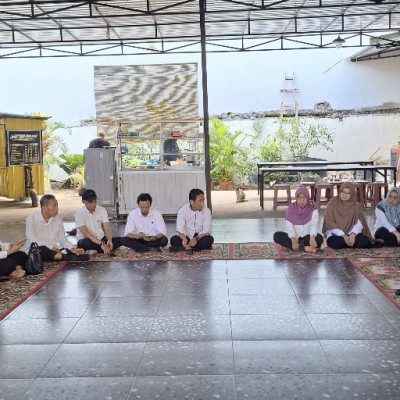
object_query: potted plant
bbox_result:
[70,167,86,194]
[209,118,247,190]
[58,154,85,192]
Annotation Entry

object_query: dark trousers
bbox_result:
[170,234,214,251]
[121,236,168,253]
[0,251,27,275]
[327,233,372,249]
[77,237,123,253]
[375,227,400,247]
[38,246,60,261]
[273,232,324,250]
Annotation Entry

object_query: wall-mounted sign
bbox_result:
[6,130,43,166]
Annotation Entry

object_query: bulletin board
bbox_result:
[6,130,43,166]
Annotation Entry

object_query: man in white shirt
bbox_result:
[169,188,214,252]
[26,194,89,262]
[121,193,168,252]
[75,189,122,255]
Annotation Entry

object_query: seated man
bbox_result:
[26,194,89,262]
[170,188,214,252]
[122,193,168,253]
[75,189,121,254]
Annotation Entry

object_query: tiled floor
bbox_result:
[1,218,400,400]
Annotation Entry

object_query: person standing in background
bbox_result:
[88,130,110,148]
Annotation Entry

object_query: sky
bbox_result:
[0,48,359,125]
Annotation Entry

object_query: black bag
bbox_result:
[25,242,44,275]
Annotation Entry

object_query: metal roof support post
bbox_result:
[199,0,212,211]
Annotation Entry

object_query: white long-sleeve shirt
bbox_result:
[325,220,363,239]
[0,241,10,259]
[26,211,73,250]
[124,208,166,237]
[176,204,212,239]
[286,209,320,239]
[374,208,397,233]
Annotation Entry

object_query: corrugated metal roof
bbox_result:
[0,113,49,120]
[351,31,400,60]
[0,0,399,58]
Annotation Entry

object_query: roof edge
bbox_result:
[0,113,50,120]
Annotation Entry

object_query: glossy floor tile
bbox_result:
[1,218,400,399]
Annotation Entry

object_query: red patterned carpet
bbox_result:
[0,261,67,321]
[2,243,400,321]
[349,256,400,309]
[90,242,397,261]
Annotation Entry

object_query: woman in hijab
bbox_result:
[322,182,374,249]
[0,239,27,279]
[374,187,400,246]
[273,187,323,253]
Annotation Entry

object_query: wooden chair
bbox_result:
[353,180,369,207]
[366,182,388,207]
[273,184,292,210]
[330,181,344,197]
[314,183,333,208]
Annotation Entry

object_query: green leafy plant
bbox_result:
[234,143,258,187]
[275,118,334,161]
[209,118,247,183]
[32,112,71,171]
[58,154,85,188]
[70,167,85,188]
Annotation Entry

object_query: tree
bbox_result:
[275,118,335,161]
[32,112,70,171]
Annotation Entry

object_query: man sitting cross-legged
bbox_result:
[169,188,214,252]
[75,189,122,255]
[121,193,168,253]
[26,194,89,262]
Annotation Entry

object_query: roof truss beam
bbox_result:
[0,0,398,58]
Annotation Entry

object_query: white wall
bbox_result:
[47,126,97,181]
[206,50,400,113]
[0,48,399,123]
[0,47,398,182]
[225,114,400,162]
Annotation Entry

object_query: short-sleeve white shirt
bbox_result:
[75,205,110,240]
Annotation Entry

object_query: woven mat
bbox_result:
[349,255,400,309]
[89,242,398,261]
[2,243,400,321]
[0,261,67,321]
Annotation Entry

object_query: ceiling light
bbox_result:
[332,35,345,49]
